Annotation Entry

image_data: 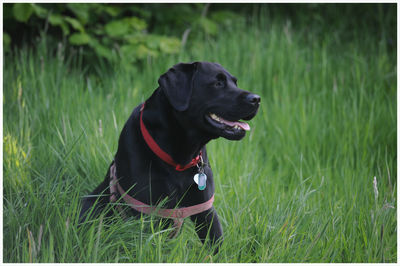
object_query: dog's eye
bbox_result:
[215,81,225,88]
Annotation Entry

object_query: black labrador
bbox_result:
[79,61,260,250]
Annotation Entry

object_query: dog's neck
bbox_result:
[141,88,211,166]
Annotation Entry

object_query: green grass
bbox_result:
[3,9,396,263]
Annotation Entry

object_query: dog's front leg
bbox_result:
[190,206,223,253]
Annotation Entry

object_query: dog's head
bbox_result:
[158,62,260,140]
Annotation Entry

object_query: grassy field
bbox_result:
[3,7,397,263]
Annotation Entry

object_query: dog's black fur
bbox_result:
[79,62,260,250]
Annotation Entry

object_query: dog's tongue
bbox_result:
[219,117,250,131]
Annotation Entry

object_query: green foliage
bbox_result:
[3,33,11,52]
[4,4,182,62]
[12,3,34,22]
[69,33,91,45]
[104,17,147,37]
[4,3,242,63]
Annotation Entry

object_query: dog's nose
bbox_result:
[245,93,261,105]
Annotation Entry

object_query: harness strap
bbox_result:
[109,163,214,237]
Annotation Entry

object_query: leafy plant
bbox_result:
[4,3,241,63]
[5,4,180,62]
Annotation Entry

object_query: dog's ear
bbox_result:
[158,62,199,111]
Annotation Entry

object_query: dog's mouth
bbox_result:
[205,112,251,140]
[208,113,250,131]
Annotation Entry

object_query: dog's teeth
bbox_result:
[210,113,220,122]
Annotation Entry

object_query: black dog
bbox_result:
[79,62,260,250]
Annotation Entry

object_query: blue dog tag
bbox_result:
[193,172,207,190]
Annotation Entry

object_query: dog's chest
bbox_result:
[151,168,198,192]
[147,165,214,206]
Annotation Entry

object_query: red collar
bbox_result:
[139,102,202,171]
